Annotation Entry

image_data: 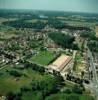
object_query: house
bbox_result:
[48,54,73,76]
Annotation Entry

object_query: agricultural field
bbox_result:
[64,20,96,28]
[0,18,18,26]
[0,25,18,40]
[26,19,48,23]
[56,16,97,29]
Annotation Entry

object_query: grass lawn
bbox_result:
[29,51,56,66]
[0,64,54,95]
[0,66,33,95]
[21,91,42,100]
[73,53,83,72]
[45,93,95,100]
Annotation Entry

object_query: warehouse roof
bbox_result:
[49,54,72,72]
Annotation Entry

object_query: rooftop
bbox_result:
[49,54,72,72]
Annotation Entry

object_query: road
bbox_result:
[87,49,98,100]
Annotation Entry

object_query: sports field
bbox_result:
[29,51,56,66]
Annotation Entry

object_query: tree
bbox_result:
[48,32,75,49]
[9,70,22,77]
[72,85,83,94]
[6,92,15,100]
[64,88,72,94]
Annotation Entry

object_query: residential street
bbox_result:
[87,49,98,100]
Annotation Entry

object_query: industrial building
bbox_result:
[48,54,73,76]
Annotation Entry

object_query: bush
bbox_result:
[6,92,15,100]
[24,61,45,73]
[64,88,72,94]
[9,70,22,77]
[72,85,83,94]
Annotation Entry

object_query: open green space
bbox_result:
[64,20,96,28]
[73,53,83,72]
[0,64,65,100]
[45,93,94,100]
[18,79,95,100]
[0,64,57,95]
[26,19,48,23]
[29,51,56,66]
[21,91,42,100]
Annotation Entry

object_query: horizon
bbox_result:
[0,8,98,15]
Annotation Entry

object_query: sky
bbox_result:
[0,0,98,13]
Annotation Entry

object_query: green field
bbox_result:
[0,66,35,95]
[29,51,56,66]
[64,20,96,28]
[21,91,94,100]
[45,93,94,100]
[0,64,94,100]
[0,65,55,95]
[21,91,42,100]
[26,19,48,23]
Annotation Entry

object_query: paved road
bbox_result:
[87,49,98,100]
